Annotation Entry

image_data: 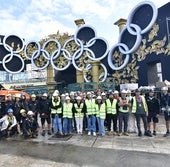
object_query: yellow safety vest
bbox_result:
[118,98,129,113]
[95,103,106,119]
[132,96,148,113]
[74,103,84,118]
[106,98,117,115]
[63,103,73,118]
[85,99,96,115]
[51,98,62,114]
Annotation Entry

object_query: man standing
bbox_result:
[160,87,170,137]
[38,93,51,136]
[146,89,160,136]
[131,89,152,137]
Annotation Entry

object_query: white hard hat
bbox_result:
[15,94,21,98]
[53,92,58,97]
[162,87,168,91]
[121,90,127,94]
[61,94,65,97]
[113,90,119,94]
[101,92,106,96]
[127,90,131,93]
[31,94,36,98]
[27,111,34,115]
[87,92,91,95]
[42,93,48,97]
[65,96,70,100]
[76,96,81,100]
[96,96,102,100]
[70,91,74,95]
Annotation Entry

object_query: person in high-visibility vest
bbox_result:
[117,90,131,136]
[51,92,63,135]
[105,91,118,135]
[84,92,96,136]
[96,96,106,136]
[73,96,85,135]
[131,89,152,137]
[62,96,73,135]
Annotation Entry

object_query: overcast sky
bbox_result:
[0,0,169,48]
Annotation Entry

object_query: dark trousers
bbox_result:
[135,113,147,133]
[106,114,118,132]
[118,112,129,133]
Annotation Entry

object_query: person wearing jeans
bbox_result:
[95,96,106,136]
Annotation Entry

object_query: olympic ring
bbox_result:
[108,43,130,70]
[3,34,25,54]
[118,24,142,54]
[126,1,158,35]
[108,1,158,71]
[63,37,84,60]
[31,49,50,70]
[83,63,107,82]
[24,41,41,60]
[2,53,24,74]
[51,48,71,71]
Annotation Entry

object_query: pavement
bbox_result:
[27,114,170,155]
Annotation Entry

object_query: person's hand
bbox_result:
[8,126,12,131]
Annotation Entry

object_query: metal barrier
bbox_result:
[67,82,115,92]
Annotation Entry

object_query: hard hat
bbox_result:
[76,96,81,100]
[53,92,58,97]
[65,93,69,96]
[121,90,127,94]
[70,91,74,96]
[61,94,65,97]
[15,94,21,98]
[127,90,131,93]
[31,94,36,98]
[7,94,11,97]
[96,96,102,100]
[54,90,59,94]
[101,92,106,96]
[87,92,91,95]
[27,110,34,115]
[7,108,13,113]
[42,93,48,97]
[162,87,168,91]
[113,90,119,94]
[20,109,26,114]
[65,96,70,100]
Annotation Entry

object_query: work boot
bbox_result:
[41,130,45,136]
[144,130,152,137]
[153,131,156,136]
[48,130,52,135]
[138,131,142,137]
[163,132,170,137]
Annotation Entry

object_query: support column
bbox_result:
[114,18,127,33]
[74,19,85,83]
[47,64,56,93]
[91,60,100,83]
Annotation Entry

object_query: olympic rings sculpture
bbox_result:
[108,1,158,70]
[0,1,158,82]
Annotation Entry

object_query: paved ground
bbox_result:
[0,115,170,166]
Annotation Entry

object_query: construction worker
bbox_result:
[131,89,152,137]
[146,89,160,136]
[96,96,106,136]
[105,91,118,135]
[84,92,96,136]
[38,93,52,136]
[73,96,85,135]
[62,96,73,135]
[51,92,63,135]
[118,90,131,136]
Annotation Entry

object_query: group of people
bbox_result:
[0,86,170,140]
